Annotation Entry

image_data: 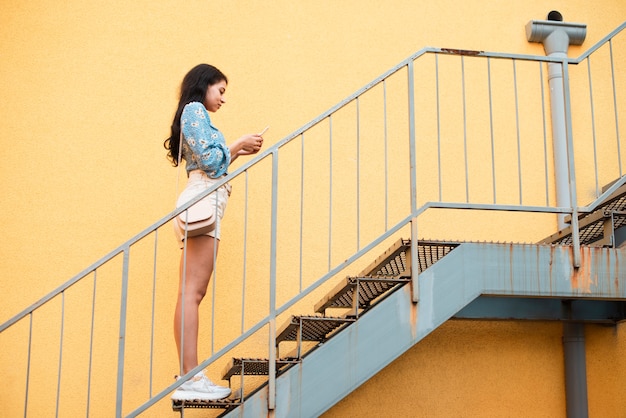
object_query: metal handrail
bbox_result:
[4,23,625,333]
[2,21,624,418]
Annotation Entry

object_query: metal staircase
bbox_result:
[2,21,625,418]
[172,239,461,415]
[171,181,626,416]
[539,180,626,247]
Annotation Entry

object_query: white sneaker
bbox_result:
[171,371,231,401]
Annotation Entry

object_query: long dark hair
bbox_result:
[164,64,228,166]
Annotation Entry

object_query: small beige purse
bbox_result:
[175,132,217,237]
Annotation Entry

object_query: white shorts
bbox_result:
[174,170,231,248]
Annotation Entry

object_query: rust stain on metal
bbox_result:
[440,48,483,56]
[570,247,595,293]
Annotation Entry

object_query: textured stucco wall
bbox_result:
[1,0,625,416]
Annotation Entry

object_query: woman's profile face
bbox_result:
[203,80,227,112]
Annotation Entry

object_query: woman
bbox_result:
[164,64,264,401]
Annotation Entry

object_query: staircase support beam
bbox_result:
[455,297,626,322]
[224,243,626,418]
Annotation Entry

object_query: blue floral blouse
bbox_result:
[180,102,231,178]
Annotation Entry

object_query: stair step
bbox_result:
[221,357,300,381]
[180,239,459,414]
[413,240,462,273]
[541,209,626,246]
[567,177,626,223]
[315,239,460,314]
[172,397,240,413]
[541,177,626,246]
[357,238,460,277]
[356,238,412,277]
[314,276,410,314]
[276,315,355,344]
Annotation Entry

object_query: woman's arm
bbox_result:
[229,134,264,164]
[181,102,231,177]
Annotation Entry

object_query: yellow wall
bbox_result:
[324,321,626,417]
[2,0,626,417]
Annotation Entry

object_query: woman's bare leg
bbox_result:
[174,235,219,374]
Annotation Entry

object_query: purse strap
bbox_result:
[176,129,183,197]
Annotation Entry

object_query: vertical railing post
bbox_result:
[241,172,249,333]
[55,292,65,418]
[608,39,623,177]
[268,150,279,410]
[407,60,420,303]
[115,247,130,417]
[562,60,581,268]
[149,232,158,398]
[24,313,33,418]
[86,271,97,417]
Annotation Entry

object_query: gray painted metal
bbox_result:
[223,243,626,417]
[526,17,587,261]
[540,179,626,246]
[116,247,130,417]
[563,321,589,418]
[3,22,625,418]
[455,297,626,322]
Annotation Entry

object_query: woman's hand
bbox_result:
[237,134,263,154]
[229,134,264,163]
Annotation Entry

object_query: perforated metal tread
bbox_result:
[541,210,626,246]
[174,239,458,413]
[412,240,462,273]
[172,397,240,412]
[276,315,355,344]
[221,357,299,381]
[574,180,626,219]
[357,238,461,276]
[315,239,460,314]
[540,180,626,246]
[314,277,410,314]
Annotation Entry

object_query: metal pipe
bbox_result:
[526,12,586,228]
[527,12,589,418]
[563,321,589,417]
